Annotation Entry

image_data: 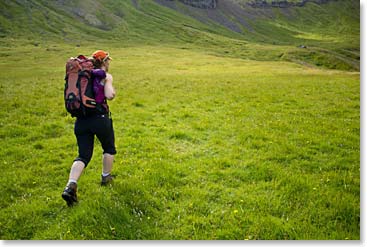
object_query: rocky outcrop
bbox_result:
[178,0,218,9]
[166,0,336,9]
[247,0,336,8]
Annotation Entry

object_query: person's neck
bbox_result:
[101,66,108,72]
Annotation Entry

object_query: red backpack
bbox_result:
[64,55,97,117]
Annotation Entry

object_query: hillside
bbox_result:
[0,0,360,70]
[154,0,360,70]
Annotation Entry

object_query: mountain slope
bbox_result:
[153,0,359,70]
[0,0,359,71]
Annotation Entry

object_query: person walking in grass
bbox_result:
[62,50,117,207]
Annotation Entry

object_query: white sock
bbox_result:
[102,172,110,177]
[68,179,77,184]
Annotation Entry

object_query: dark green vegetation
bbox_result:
[0,0,360,240]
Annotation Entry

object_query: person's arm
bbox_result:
[104,73,116,100]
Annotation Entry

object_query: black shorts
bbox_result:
[74,114,117,167]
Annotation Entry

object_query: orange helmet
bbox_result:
[92,50,112,62]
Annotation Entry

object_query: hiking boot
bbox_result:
[101,174,115,186]
[62,182,78,207]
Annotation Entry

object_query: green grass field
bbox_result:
[0,40,359,239]
[0,0,360,240]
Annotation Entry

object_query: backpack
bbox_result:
[64,55,98,117]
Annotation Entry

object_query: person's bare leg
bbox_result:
[101,154,114,185]
[68,160,85,184]
[62,160,85,206]
[102,153,114,176]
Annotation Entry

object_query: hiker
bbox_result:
[62,50,116,207]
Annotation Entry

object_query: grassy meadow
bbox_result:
[0,39,359,239]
